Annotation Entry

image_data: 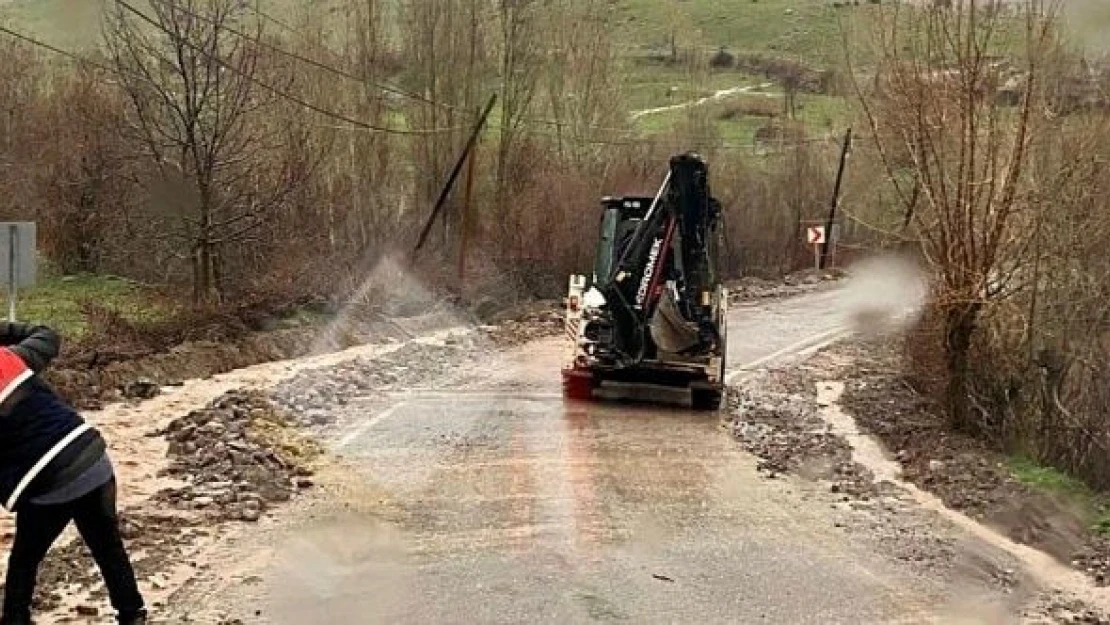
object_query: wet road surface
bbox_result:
[243,290,988,624]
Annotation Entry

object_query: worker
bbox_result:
[0,323,146,625]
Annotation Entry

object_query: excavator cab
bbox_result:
[592,197,653,291]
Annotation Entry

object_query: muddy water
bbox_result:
[245,292,1005,624]
[816,381,1110,614]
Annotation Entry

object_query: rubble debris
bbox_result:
[478,309,563,346]
[272,342,468,427]
[835,340,1103,585]
[154,390,320,523]
[726,369,965,577]
[1073,536,1110,587]
[729,382,875,498]
[1031,595,1110,624]
[122,377,161,400]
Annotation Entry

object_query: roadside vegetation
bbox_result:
[19,273,172,338]
[843,1,1110,497]
[1009,456,1110,535]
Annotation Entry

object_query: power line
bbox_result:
[239,2,649,133]
[154,0,462,113]
[0,24,115,74]
[0,19,849,153]
[112,0,462,136]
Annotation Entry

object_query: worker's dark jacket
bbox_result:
[0,323,105,512]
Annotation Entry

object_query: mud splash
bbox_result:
[816,380,1110,613]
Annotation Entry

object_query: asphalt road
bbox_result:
[216,289,1016,624]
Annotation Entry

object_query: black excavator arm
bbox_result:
[600,153,722,366]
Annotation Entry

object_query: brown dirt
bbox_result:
[728,344,1110,622]
[727,365,1022,592]
[0,303,559,622]
[46,317,413,411]
[44,298,562,412]
[4,389,320,621]
[833,339,1110,587]
[726,268,844,303]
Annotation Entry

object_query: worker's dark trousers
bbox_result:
[1,479,144,623]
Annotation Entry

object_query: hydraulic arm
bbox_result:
[600,153,722,366]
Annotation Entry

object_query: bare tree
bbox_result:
[494,0,541,214]
[850,0,1058,431]
[0,41,42,219]
[34,67,133,275]
[105,0,299,304]
[401,0,489,248]
[542,0,627,165]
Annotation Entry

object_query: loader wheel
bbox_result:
[691,388,723,411]
[562,370,597,401]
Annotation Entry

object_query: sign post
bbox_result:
[0,223,37,322]
[806,225,826,270]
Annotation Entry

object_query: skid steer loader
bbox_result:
[562,153,728,410]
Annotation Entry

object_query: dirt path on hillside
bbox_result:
[630,83,775,120]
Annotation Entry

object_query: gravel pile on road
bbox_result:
[479,309,564,347]
[1072,537,1110,586]
[1030,595,1110,624]
[272,341,470,427]
[727,364,1011,583]
[729,378,874,497]
[153,390,319,523]
[727,270,841,303]
[270,309,562,428]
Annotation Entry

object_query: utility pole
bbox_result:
[821,127,851,269]
[458,137,478,285]
[413,94,497,256]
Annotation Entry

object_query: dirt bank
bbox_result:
[726,268,843,303]
[727,346,1110,623]
[821,339,1110,622]
[46,299,563,411]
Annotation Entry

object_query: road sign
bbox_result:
[806,226,826,245]
[0,223,37,322]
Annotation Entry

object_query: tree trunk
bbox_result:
[944,302,981,432]
[192,243,206,305]
[192,239,220,305]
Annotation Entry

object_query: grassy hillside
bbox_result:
[4,0,1105,147]
[0,0,340,49]
[613,0,869,67]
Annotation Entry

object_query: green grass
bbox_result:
[612,0,868,67]
[1009,455,1110,535]
[15,273,171,339]
[631,84,851,145]
[0,0,342,49]
[7,0,1103,156]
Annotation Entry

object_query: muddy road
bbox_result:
[163,289,1060,624]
